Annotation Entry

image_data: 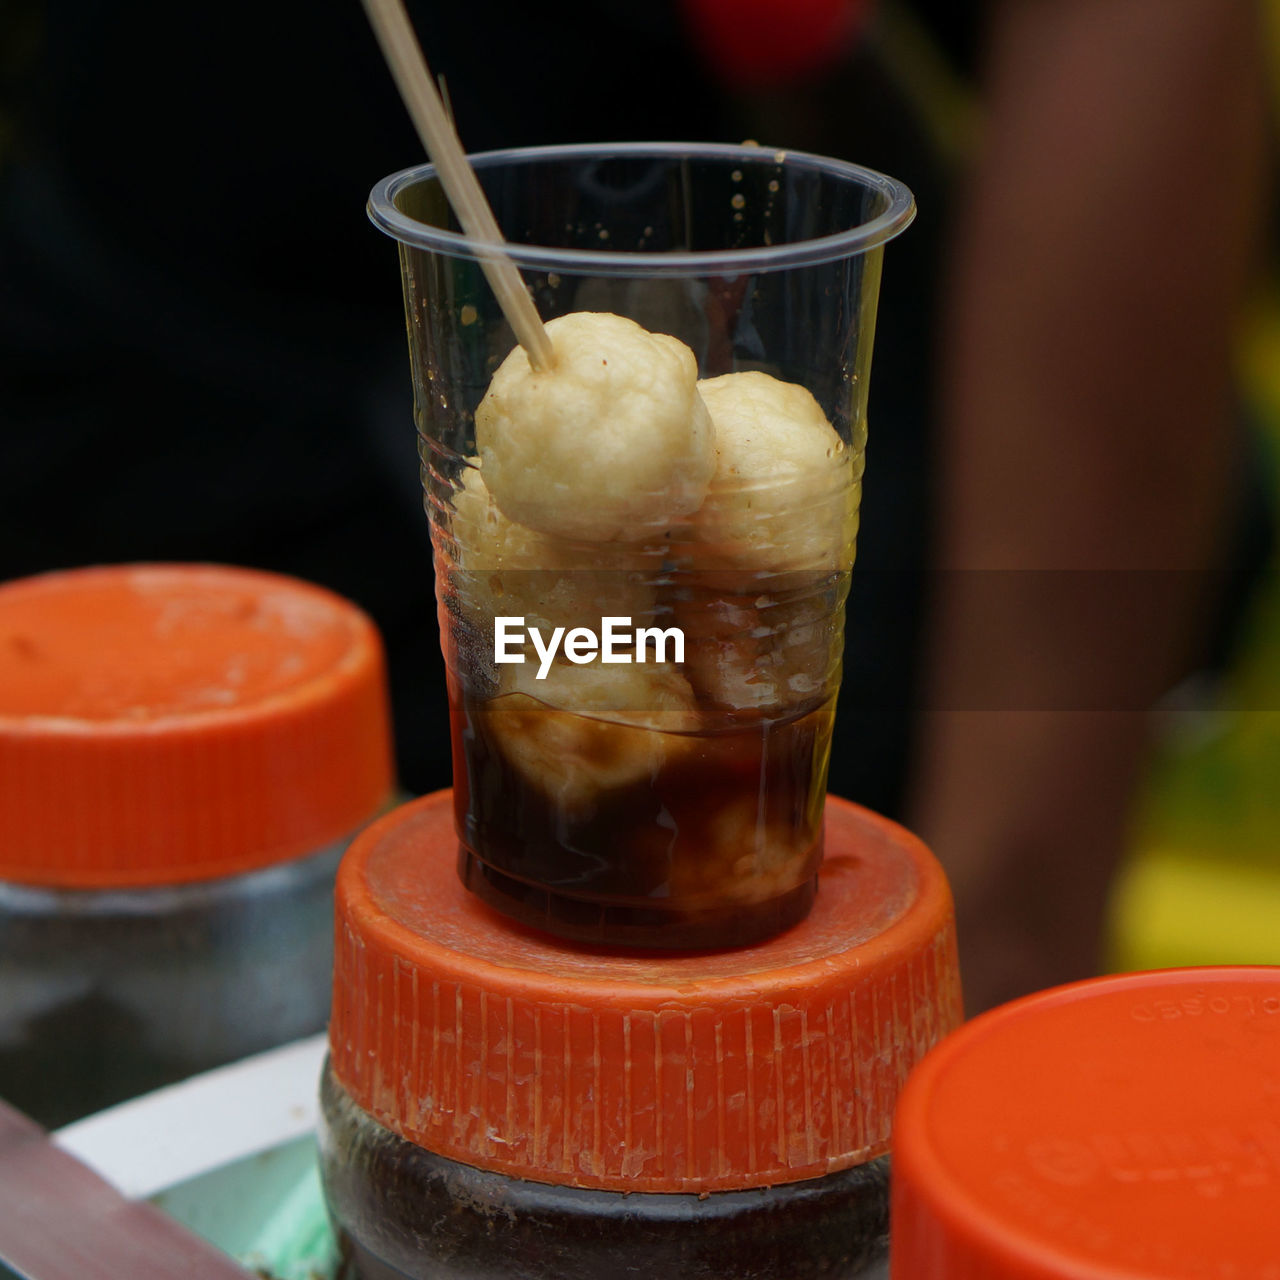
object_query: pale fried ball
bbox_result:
[475,312,714,542]
[484,663,698,810]
[445,465,659,641]
[687,796,815,904]
[693,371,858,578]
[677,587,843,715]
[498,660,698,731]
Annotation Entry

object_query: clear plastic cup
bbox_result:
[369,142,913,949]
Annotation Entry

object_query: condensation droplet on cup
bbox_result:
[731,169,743,183]
[547,272,561,288]
[598,228,610,241]
[774,150,787,164]
[731,193,746,211]
[768,179,780,194]
[460,304,478,327]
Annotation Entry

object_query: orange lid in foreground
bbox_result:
[330,790,961,1193]
[0,564,394,886]
[891,967,1280,1279]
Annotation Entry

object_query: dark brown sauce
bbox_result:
[320,1066,891,1280]
[451,689,835,948]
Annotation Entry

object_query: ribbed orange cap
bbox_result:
[892,967,1280,1279]
[0,564,394,887]
[330,790,961,1193]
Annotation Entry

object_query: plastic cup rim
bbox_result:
[367,140,916,275]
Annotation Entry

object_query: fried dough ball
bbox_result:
[677,588,842,714]
[498,660,698,730]
[692,371,858,579]
[483,663,698,810]
[667,796,815,905]
[475,312,715,542]
[445,465,659,642]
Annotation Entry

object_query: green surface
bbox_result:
[152,1136,337,1280]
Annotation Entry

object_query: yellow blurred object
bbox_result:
[1111,846,1280,972]
[1108,278,1280,972]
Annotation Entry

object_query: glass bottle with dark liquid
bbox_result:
[320,789,963,1280]
[453,683,837,949]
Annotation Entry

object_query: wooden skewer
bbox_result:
[360,0,556,371]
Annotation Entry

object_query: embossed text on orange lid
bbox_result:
[892,967,1280,1279]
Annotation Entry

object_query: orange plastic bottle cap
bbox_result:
[0,564,394,886]
[330,790,962,1193]
[892,967,1280,1279]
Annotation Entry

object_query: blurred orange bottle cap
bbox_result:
[329,790,961,1193]
[892,966,1280,1278]
[0,564,394,887]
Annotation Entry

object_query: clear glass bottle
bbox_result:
[320,790,962,1279]
[0,563,395,1126]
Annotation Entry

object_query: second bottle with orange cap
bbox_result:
[0,564,395,1126]
[319,790,962,1279]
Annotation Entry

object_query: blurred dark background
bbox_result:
[0,0,964,813]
